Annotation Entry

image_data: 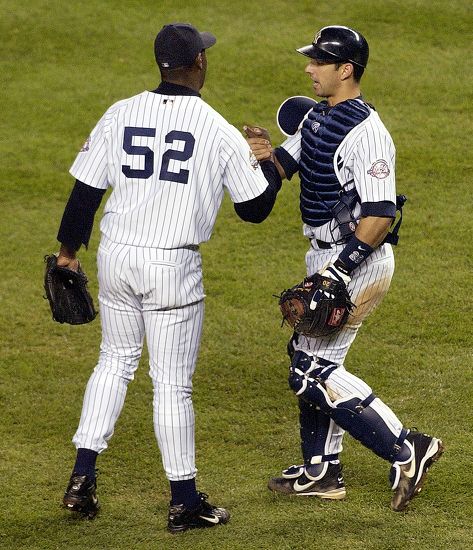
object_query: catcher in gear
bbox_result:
[44,253,97,325]
[245,25,443,512]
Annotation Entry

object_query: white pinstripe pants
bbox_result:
[300,242,395,364]
[72,237,205,480]
[294,242,404,458]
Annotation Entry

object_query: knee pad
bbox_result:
[288,351,313,393]
[288,351,337,407]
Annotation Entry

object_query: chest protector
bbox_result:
[299,99,371,227]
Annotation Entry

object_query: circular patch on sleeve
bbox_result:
[249,151,259,170]
[80,136,91,152]
[367,159,390,179]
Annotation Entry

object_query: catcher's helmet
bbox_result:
[297,25,369,68]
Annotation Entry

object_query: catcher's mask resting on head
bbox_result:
[44,254,97,325]
[278,273,354,338]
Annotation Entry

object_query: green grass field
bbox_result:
[1,0,472,548]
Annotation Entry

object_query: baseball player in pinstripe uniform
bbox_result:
[246,26,443,511]
[56,23,282,531]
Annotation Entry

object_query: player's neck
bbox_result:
[162,77,201,94]
[327,84,362,106]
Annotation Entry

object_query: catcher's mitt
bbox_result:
[278,273,354,338]
[44,254,97,325]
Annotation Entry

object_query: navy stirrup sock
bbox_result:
[170,478,200,509]
[73,448,98,479]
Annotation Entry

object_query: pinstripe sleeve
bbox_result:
[279,130,302,163]
[69,110,110,190]
[219,124,270,203]
[353,116,396,207]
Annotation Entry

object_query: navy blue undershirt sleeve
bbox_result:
[57,179,106,250]
[233,160,282,223]
[274,146,299,180]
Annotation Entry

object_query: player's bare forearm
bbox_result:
[355,216,393,248]
[273,156,286,179]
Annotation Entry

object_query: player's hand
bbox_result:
[243,125,273,161]
[57,255,80,272]
[243,125,271,141]
[319,260,351,285]
[57,244,80,272]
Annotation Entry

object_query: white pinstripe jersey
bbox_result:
[70,90,269,248]
[280,100,396,242]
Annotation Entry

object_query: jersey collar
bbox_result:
[152,81,201,97]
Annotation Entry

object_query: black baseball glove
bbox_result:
[278,273,354,338]
[44,254,97,325]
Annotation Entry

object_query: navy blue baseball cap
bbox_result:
[154,23,216,69]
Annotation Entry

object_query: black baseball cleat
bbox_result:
[268,462,346,499]
[390,431,444,512]
[167,492,230,533]
[63,473,100,519]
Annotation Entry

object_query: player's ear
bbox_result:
[340,62,354,81]
[195,51,204,70]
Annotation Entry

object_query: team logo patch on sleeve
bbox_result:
[249,151,259,170]
[80,136,91,152]
[367,159,390,179]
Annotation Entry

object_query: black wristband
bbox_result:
[337,236,374,274]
